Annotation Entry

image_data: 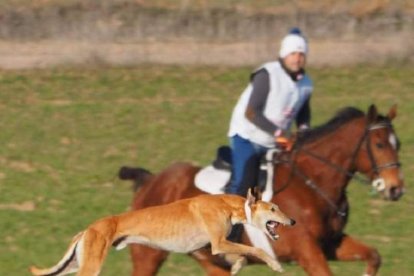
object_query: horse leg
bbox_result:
[190,248,231,276]
[130,245,169,276]
[295,237,333,276]
[332,234,381,276]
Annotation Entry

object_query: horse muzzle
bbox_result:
[385,186,404,201]
[372,178,404,201]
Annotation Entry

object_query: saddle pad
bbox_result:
[194,165,230,194]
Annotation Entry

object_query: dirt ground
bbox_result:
[1,0,412,69]
[1,34,412,70]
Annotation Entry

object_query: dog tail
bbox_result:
[29,231,84,276]
[118,166,153,192]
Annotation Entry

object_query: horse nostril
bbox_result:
[290,219,296,226]
[389,186,403,201]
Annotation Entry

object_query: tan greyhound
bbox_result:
[30,190,295,276]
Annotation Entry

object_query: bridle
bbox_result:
[301,122,401,181]
[272,120,401,217]
[363,123,401,178]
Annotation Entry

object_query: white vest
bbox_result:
[228,61,313,147]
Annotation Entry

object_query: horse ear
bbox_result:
[367,104,378,123]
[246,188,256,205]
[387,104,397,120]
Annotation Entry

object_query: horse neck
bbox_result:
[297,117,366,199]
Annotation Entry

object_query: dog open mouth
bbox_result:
[266,220,280,240]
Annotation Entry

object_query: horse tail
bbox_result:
[118,166,153,192]
[29,231,84,276]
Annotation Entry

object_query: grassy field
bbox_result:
[0,64,413,276]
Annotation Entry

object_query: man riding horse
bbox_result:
[227,27,312,197]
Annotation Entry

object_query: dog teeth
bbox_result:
[267,221,279,228]
[266,221,280,239]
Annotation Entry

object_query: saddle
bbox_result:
[194,146,281,200]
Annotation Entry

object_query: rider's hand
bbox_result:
[275,136,294,151]
[274,129,293,151]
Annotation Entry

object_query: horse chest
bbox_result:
[299,203,346,238]
[328,200,349,234]
[308,203,348,238]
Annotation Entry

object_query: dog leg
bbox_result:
[230,256,247,275]
[76,228,111,276]
[220,253,246,275]
[190,248,232,276]
[211,238,283,273]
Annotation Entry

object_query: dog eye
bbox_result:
[376,143,384,149]
[271,207,276,212]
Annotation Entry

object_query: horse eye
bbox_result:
[376,143,384,149]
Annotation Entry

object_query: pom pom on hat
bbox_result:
[288,27,302,35]
[279,28,308,58]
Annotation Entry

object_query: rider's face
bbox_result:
[283,52,306,73]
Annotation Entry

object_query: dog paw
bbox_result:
[231,256,247,275]
[269,260,284,273]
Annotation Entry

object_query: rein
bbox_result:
[272,122,400,217]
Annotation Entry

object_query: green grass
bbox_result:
[0,64,413,275]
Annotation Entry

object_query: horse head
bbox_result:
[354,104,404,201]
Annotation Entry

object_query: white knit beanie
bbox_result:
[279,33,308,58]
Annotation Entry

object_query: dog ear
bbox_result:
[252,186,263,201]
[247,188,257,205]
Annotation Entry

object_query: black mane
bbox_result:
[296,107,365,145]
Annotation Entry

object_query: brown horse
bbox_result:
[120,105,404,276]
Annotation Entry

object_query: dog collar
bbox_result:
[244,200,252,224]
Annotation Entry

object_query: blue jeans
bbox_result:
[226,135,269,195]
